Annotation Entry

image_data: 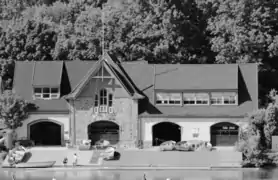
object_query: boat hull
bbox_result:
[15,161,56,168]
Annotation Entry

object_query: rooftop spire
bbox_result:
[101,4,105,56]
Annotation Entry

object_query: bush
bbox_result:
[0,151,8,165]
[236,91,278,167]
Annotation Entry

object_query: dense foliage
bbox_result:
[0,91,37,130]
[0,0,278,105]
[236,90,278,167]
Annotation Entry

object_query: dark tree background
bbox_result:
[0,0,278,107]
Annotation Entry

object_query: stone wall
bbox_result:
[71,97,138,148]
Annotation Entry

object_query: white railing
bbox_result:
[93,106,115,114]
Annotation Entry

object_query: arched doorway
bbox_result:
[28,120,62,146]
[152,122,181,146]
[88,121,119,145]
[210,122,239,146]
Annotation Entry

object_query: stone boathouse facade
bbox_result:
[12,53,258,148]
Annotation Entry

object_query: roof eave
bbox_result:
[132,93,145,100]
[138,114,248,118]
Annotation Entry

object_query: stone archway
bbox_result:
[28,119,64,146]
[210,122,239,146]
[87,120,119,145]
[152,122,181,146]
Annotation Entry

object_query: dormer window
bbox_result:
[156,93,182,105]
[33,87,60,100]
[211,92,237,105]
[183,93,209,105]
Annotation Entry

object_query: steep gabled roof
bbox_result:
[122,63,258,117]
[64,53,144,100]
[154,64,238,90]
[64,61,96,90]
[102,53,144,99]
[13,61,69,112]
[32,61,63,87]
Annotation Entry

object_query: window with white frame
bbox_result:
[33,87,60,99]
[169,93,182,105]
[183,93,196,105]
[183,93,209,105]
[94,89,113,107]
[211,92,237,105]
[223,92,237,104]
[195,93,209,105]
[210,92,223,105]
[156,93,182,105]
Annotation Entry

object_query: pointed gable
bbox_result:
[65,53,144,100]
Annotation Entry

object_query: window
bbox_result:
[156,93,182,105]
[94,88,113,107]
[211,92,237,105]
[183,93,196,105]
[156,93,169,104]
[94,94,99,106]
[100,89,107,105]
[183,93,209,105]
[210,92,223,105]
[108,94,113,106]
[195,93,209,105]
[223,92,237,105]
[33,87,60,99]
[169,93,182,105]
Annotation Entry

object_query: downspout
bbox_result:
[70,99,76,146]
[73,99,76,146]
[138,117,142,149]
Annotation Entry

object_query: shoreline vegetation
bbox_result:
[235,90,278,168]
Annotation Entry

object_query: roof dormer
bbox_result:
[32,61,63,100]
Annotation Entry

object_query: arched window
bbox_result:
[94,89,113,107]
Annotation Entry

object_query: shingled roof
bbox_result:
[122,63,258,117]
[12,55,258,117]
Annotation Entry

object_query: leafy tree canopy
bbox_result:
[0,91,38,130]
[1,0,278,105]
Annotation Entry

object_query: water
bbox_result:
[0,168,277,180]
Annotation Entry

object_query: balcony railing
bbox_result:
[93,106,115,114]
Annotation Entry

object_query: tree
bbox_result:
[101,0,213,63]
[237,89,278,167]
[0,91,37,130]
[200,0,278,106]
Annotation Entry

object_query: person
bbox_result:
[63,157,68,167]
[143,173,147,180]
[73,153,78,166]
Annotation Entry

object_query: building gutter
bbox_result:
[138,114,247,119]
[30,111,69,114]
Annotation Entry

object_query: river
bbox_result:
[0,168,277,180]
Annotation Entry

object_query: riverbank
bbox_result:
[1,147,243,169]
[6,166,247,171]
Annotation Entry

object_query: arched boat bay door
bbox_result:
[152,122,181,146]
[88,121,119,145]
[210,122,239,146]
[29,120,62,146]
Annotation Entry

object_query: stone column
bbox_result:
[143,121,154,148]
[68,100,76,146]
